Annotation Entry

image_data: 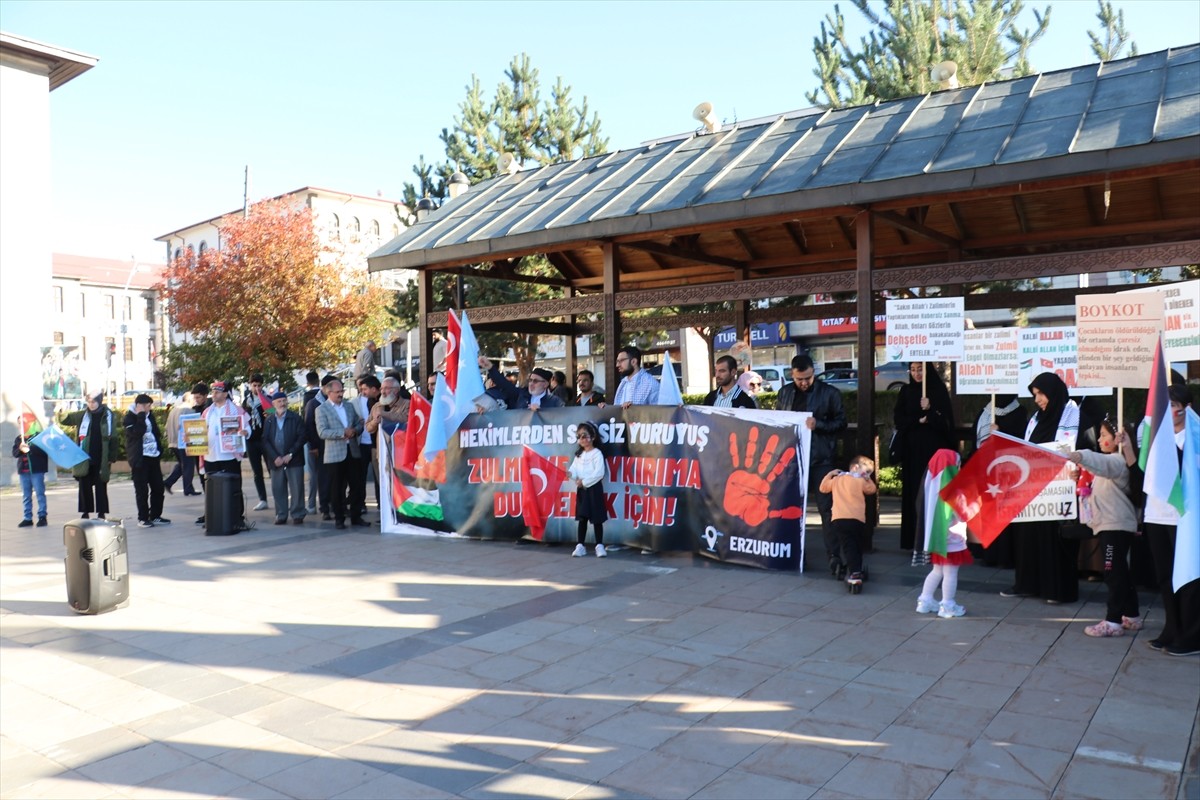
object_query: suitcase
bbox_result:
[64,519,129,614]
[205,472,244,536]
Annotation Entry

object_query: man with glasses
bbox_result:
[702,355,756,409]
[612,345,659,408]
[484,361,564,410]
[777,354,847,575]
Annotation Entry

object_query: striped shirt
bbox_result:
[613,369,660,406]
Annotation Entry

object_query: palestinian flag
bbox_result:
[390,467,443,521]
[921,449,961,557]
[20,402,43,438]
[1139,336,1183,514]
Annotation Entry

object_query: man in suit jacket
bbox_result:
[263,391,307,525]
[316,378,365,529]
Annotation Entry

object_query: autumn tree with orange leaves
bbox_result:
[161,199,395,389]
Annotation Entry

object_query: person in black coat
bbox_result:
[777,354,847,574]
[893,362,956,553]
[263,391,308,524]
[13,434,50,527]
[124,393,168,527]
[974,394,1028,568]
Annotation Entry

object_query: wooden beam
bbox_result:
[783,221,809,255]
[1011,195,1030,235]
[873,209,962,250]
[946,201,969,239]
[621,239,747,270]
[603,243,619,397]
[962,217,1200,251]
[835,216,856,248]
[732,229,758,261]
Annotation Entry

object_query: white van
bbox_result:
[752,364,791,393]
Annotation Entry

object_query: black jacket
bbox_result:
[262,410,307,465]
[12,436,49,474]
[123,408,163,468]
[777,379,846,466]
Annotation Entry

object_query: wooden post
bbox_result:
[602,243,619,399]
[856,212,877,538]
[418,269,433,381]
[565,285,578,391]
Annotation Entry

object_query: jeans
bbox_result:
[164,447,196,493]
[19,472,47,520]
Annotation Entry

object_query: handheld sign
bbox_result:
[885,298,964,363]
[1075,293,1164,389]
[956,327,1021,395]
[1018,327,1110,397]
[1118,280,1199,364]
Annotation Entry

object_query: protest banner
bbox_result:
[1076,292,1165,388]
[1118,279,1199,364]
[885,298,965,362]
[1017,327,1110,397]
[379,406,812,572]
[956,327,1021,395]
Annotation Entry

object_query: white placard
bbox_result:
[956,327,1021,395]
[885,297,965,362]
[1076,293,1165,389]
[1118,280,1199,364]
[1018,327,1110,397]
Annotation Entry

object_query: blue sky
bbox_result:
[4,0,1197,263]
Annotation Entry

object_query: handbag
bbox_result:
[72,459,90,479]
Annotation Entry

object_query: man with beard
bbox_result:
[573,370,605,406]
[242,374,270,511]
[701,355,756,409]
[777,354,847,575]
[366,376,410,438]
[612,345,659,408]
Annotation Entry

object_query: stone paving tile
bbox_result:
[601,750,728,797]
[0,749,69,795]
[820,754,947,799]
[980,710,1088,753]
[124,759,252,799]
[810,685,913,728]
[1,771,134,800]
[462,763,600,799]
[329,770,454,799]
[931,772,1057,799]
[691,768,820,799]
[37,726,153,771]
[736,736,855,785]
[953,738,1071,791]
[73,741,199,789]
[1091,694,1198,736]
[1003,686,1103,722]
[256,756,393,800]
[205,735,329,783]
[921,676,1017,712]
[1076,725,1191,777]
[1054,752,1181,799]
[584,707,690,750]
[892,697,995,739]
[528,734,650,782]
[870,724,968,770]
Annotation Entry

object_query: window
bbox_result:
[81,294,86,317]
[349,217,361,241]
[186,245,195,267]
[174,247,183,264]
[330,213,341,240]
[371,219,380,238]
[145,297,155,323]
[125,381,134,392]
[109,381,117,395]
[392,223,400,237]
[53,286,63,312]
[198,241,208,257]
[105,295,115,319]
[53,331,64,345]
[123,296,132,320]
[124,337,133,361]
[80,337,87,360]
[147,338,155,360]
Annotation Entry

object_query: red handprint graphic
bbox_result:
[723,427,803,526]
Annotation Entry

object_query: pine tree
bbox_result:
[1088,0,1138,62]
[395,54,608,379]
[807,0,1051,109]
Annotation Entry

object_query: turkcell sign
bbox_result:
[714,323,789,349]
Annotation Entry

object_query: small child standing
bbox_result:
[916,515,973,618]
[819,455,878,593]
[569,422,608,558]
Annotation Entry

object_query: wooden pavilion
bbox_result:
[369,44,1200,457]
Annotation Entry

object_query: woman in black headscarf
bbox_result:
[975,393,1028,568]
[1002,371,1081,603]
[893,362,956,552]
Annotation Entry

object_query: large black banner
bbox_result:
[387,405,811,571]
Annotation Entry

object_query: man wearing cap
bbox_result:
[164,383,207,496]
[316,378,366,529]
[262,391,306,525]
[241,374,271,512]
[198,380,250,525]
[483,359,564,410]
[124,394,170,528]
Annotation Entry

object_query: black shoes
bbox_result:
[351,518,370,527]
[36,517,47,527]
[335,520,347,530]
[18,519,32,528]
[1000,587,1031,598]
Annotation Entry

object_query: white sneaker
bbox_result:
[916,597,939,614]
[938,602,966,619]
[595,544,607,558]
[253,500,269,511]
[572,544,587,557]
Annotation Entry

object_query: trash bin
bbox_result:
[64,519,129,614]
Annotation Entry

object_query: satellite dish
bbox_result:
[692,101,719,134]
[498,152,519,175]
[930,61,960,90]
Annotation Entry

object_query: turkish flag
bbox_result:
[400,393,432,474]
[520,446,568,541]
[939,432,1069,548]
[446,311,461,393]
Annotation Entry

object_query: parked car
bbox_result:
[817,368,857,393]
[753,364,791,392]
[814,363,911,393]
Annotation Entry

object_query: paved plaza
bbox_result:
[1,470,1197,799]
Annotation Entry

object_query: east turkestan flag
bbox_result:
[1174,407,1200,592]
[451,309,488,432]
[422,373,457,461]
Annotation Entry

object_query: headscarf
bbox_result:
[901,362,954,428]
[737,371,762,396]
[1027,372,1069,444]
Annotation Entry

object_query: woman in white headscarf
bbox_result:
[737,371,763,399]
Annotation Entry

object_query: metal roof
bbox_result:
[370,44,1200,274]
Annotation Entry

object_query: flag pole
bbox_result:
[991,392,996,430]
[1117,388,1124,432]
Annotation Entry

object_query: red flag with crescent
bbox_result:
[400,393,432,474]
[446,311,461,393]
[939,432,1068,547]
[520,446,568,541]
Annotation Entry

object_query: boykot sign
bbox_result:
[379,406,812,572]
[1075,294,1165,389]
[885,298,964,362]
